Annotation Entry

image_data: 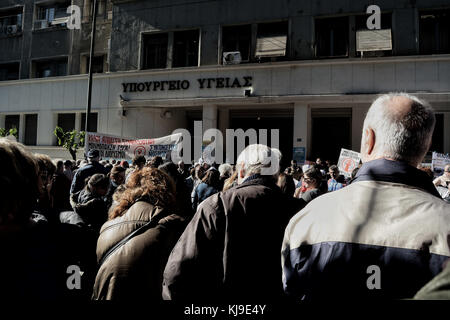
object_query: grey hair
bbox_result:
[218,163,233,176]
[236,144,281,177]
[363,93,435,164]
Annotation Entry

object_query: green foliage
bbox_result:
[0,127,18,138]
[54,126,86,160]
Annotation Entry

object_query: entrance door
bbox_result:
[230,108,293,169]
[311,108,352,164]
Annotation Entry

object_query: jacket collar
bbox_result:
[240,174,277,188]
[352,158,441,198]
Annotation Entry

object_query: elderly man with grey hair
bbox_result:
[282,93,450,300]
[162,144,306,300]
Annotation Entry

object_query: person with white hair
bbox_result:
[162,144,306,300]
[218,163,233,190]
[282,93,450,300]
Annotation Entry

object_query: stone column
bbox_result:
[293,103,308,163]
[75,112,82,132]
[37,110,57,146]
[18,113,25,143]
[202,104,218,134]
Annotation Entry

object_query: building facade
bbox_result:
[0,0,449,163]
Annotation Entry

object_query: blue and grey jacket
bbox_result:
[282,159,450,300]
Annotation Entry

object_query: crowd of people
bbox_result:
[1,92,450,301]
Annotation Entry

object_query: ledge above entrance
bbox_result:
[119,92,450,109]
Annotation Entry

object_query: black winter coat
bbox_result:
[162,175,306,301]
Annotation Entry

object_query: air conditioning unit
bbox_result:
[6,25,18,35]
[223,51,242,65]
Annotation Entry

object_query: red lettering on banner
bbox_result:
[88,135,101,142]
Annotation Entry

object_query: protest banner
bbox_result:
[431,152,450,176]
[337,148,361,178]
[85,132,182,162]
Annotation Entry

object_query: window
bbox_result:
[86,55,105,73]
[222,24,252,62]
[81,112,98,132]
[57,113,75,132]
[142,30,200,69]
[173,30,199,67]
[5,114,20,132]
[0,62,19,81]
[255,21,288,61]
[0,7,23,36]
[33,58,67,78]
[142,33,168,69]
[35,1,70,29]
[315,16,349,57]
[419,10,450,54]
[355,13,392,57]
[24,114,38,145]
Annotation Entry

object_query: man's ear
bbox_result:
[239,166,246,179]
[366,128,376,156]
[363,127,376,157]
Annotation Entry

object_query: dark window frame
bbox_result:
[315,16,350,58]
[33,57,68,78]
[5,114,20,132]
[24,114,38,146]
[222,24,252,63]
[0,62,20,81]
[141,32,169,70]
[419,9,450,55]
[141,28,201,70]
[172,29,200,68]
[57,113,76,133]
[85,54,106,73]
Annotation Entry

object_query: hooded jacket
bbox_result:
[92,201,185,300]
[70,189,108,233]
[282,159,450,300]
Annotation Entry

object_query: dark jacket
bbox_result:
[92,201,185,300]
[185,176,195,195]
[163,175,306,301]
[0,219,96,300]
[104,180,120,210]
[70,161,108,194]
[282,159,450,300]
[300,188,323,203]
[51,172,72,213]
[191,182,219,212]
[70,189,108,233]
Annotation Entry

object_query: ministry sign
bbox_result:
[121,76,252,93]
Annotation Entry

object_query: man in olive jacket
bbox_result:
[162,144,306,300]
